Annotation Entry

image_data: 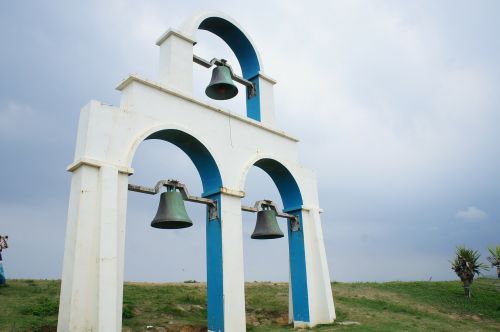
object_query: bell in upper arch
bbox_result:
[205,61,238,100]
[251,208,284,240]
[151,190,192,229]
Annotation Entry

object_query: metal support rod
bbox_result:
[193,54,257,99]
[241,200,300,232]
[128,180,218,220]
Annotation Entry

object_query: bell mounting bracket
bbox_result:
[193,55,257,99]
[128,180,219,220]
[241,200,300,232]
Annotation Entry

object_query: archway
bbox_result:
[126,138,206,283]
[123,129,223,328]
[146,129,224,327]
[163,11,271,123]
[241,158,310,323]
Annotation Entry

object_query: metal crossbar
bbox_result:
[128,180,218,220]
[128,180,300,231]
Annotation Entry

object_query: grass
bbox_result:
[0,279,60,332]
[0,278,499,331]
[329,279,500,332]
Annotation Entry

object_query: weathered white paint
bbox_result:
[157,29,196,95]
[58,11,335,331]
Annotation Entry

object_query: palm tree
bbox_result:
[487,245,500,279]
[450,245,488,299]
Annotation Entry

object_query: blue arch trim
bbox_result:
[246,75,260,121]
[147,129,222,194]
[252,158,310,322]
[254,159,303,210]
[199,17,260,78]
[198,17,262,122]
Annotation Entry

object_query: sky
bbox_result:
[0,0,499,283]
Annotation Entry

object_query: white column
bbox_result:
[220,192,247,331]
[301,208,335,325]
[97,166,129,331]
[256,73,277,126]
[57,163,129,332]
[156,29,195,95]
[58,164,100,332]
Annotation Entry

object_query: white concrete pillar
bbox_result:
[220,192,246,331]
[57,163,129,332]
[97,166,129,331]
[301,208,335,325]
[58,164,100,331]
[156,29,195,95]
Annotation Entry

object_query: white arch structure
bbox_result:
[57,11,335,332]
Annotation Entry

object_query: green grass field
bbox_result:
[0,278,499,331]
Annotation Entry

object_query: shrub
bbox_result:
[122,304,135,319]
[20,297,59,317]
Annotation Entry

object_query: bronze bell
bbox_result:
[151,191,193,229]
[205,61,238,100]
[251,208,284,239]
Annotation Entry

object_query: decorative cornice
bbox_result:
[220,187,246,198]
[156,28,196,46]
[258,72,277,85]
[67,157,134,175]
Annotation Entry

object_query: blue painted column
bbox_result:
[246,74,261,121]
[286,209,310,323]
[205,193,224,331]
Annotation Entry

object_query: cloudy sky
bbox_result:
[1,0,499,283]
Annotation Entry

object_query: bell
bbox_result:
[205,63,238,100]
[151,191,193,229]
[251,209,284,239]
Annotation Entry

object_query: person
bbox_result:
[0,235,8,285]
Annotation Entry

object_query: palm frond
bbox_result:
[487,245,500,267]
[451,245,489,277]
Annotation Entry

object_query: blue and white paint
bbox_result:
[58,11,334,331]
